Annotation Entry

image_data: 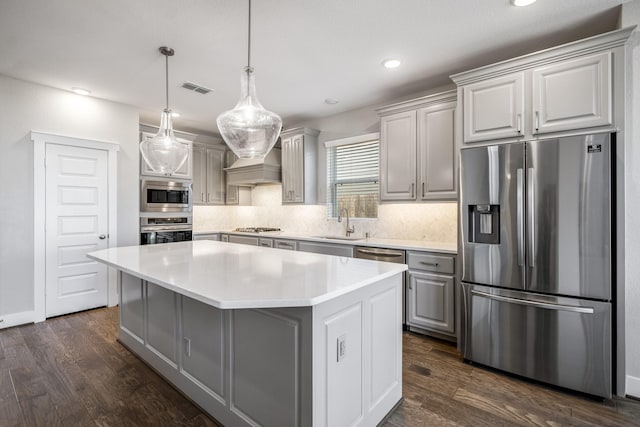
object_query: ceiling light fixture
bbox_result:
[216,0,282,159]
[510,0,536,6]
[71,87,91,96]
[140,46,189,176]
[382,59,401,69]
[324,98,339,105]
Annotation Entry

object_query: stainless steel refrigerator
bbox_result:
[460,133,613,398]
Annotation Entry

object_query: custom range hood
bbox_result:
[224,147,281,186]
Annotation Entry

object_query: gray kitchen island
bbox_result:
[88,240,407,427]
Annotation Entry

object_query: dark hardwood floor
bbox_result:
[1,307,639,426]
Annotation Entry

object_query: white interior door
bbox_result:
[45,143,109,317]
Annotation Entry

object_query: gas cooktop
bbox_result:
[233,227,282,233]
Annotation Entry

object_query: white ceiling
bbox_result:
[0,0,629,136]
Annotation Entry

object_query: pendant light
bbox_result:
[216,0,282,159]
[140,46,189,176]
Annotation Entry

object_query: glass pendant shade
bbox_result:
[140,109,189,175]
[217,67,282,159]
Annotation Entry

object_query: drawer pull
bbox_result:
[357,249,403,257]
[420,261,439,267]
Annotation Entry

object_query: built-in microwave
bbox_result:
[141,180,192,213]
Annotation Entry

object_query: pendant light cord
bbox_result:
[247,0,251,69]
[165,52,169,111]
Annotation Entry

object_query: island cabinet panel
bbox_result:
[181,297,225,400]
[370,286,401,405]
[120,272,144,342]
[146,283,177,365]
[312,275,402,427]
[230,310,303,427]
[324,303,363,427]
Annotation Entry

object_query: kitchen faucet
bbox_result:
[338,208,355,237]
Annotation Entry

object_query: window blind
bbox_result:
[326,139,379,218]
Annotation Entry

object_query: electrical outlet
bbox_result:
[337,334,346,362]
[184,338,191,357]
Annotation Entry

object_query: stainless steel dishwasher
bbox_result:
[354,247,407,326]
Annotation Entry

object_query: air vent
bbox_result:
[181,81,213,95]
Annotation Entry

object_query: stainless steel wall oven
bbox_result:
[140,216,193,245]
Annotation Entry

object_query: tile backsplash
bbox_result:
[194,184,458,243]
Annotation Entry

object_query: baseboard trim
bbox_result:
[0,310,35,329]
[627,375,640,398]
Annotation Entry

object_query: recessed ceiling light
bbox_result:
[171,111,181,118]
[382,59,401,69]
[71,87,91,96]
[324,98,339,105]
[511,0,536,6]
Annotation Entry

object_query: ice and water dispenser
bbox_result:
[468,204,500,244]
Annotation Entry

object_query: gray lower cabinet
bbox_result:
[228,235,258,245]
[258,238,274,247]
[406,251,456,338]
[146,283,177,364]
[181,296,225,398]
[194,233,220,241]
[274,239,297,251]
[297,241,353,257]
[120,272,144,341]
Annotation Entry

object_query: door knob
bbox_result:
[99,234,107,240]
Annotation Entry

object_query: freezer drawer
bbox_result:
[462,283,611,398]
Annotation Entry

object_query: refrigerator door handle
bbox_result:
[517,168,524,266]
[470,289,595,314]
[527,168,535,267]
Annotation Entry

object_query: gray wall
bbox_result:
[621,1,640,397]
[0,75,139,318]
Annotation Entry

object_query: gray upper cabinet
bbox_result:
[281,127,319,204]
[225,150,239,205]
[378,90,457,202]
[418,101,457,199]
[380,110,417,201]
[532,52,612,135]
[193,143,226,205]
[462,73,524,143]
[452,31,624,144]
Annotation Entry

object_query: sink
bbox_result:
[312,235,363,241]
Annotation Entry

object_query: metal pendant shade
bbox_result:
[217,0,282,159]
[140,47,189,175]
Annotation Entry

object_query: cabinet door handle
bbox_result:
[516,113,522,134]
[419,261,439,267]
[201,192,204,202]
[535,111,540,132]
[207,193,211,202]
[422,182,425,197]
[408,280,412,290]
[411,183,415,198]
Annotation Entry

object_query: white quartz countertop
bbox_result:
[88,240,407,309]
[195,230,457,254]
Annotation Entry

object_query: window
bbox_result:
[326,133,380,219]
